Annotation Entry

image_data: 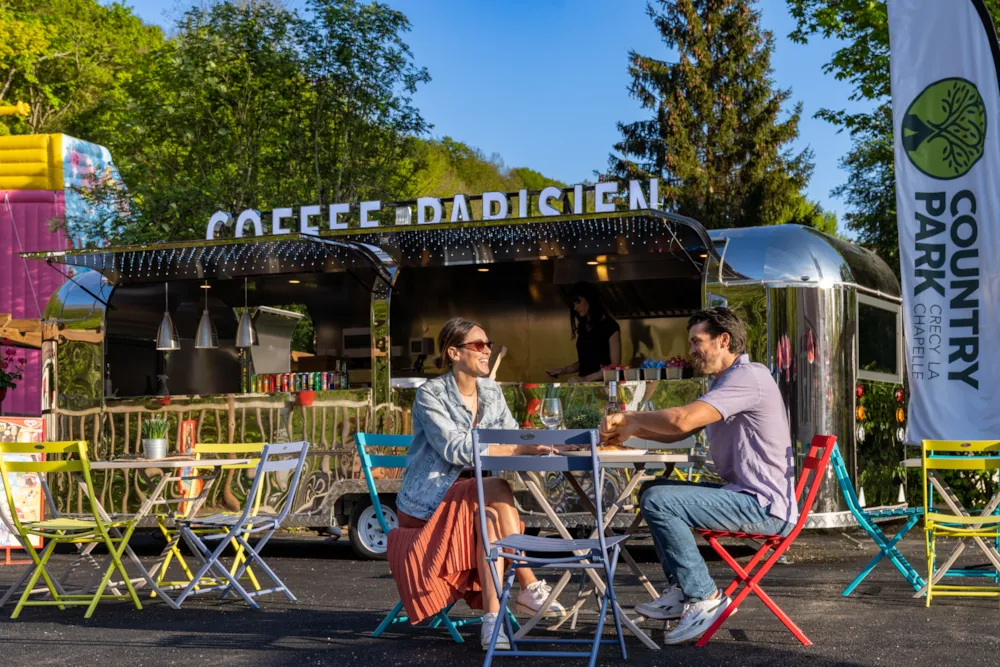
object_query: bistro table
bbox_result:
[484,447,702,652]
[66,456,251,610]
[901,457,1000,596]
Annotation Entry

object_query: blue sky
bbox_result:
[118,0,873,229]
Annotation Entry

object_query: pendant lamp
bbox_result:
[155,283,181,351]
[195,281,218,349]
[235,277,257,348]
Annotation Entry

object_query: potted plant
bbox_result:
[141,417,170,459]
[0,347,27,409]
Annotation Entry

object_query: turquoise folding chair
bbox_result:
[831,444,925,595]
[355,432,519,644]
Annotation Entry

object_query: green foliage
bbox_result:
[141,417,169,439]
[775,192,839,235]
[606,0,815,229]
[72,0,429,244]
[564,404,604,430]
[0,0,163,134]
[785,0,1000,276]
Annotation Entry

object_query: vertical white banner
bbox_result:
[889,0,1000,441]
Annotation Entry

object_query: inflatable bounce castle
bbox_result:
[0,134,121,416]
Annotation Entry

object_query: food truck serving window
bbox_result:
[857,293,903,383]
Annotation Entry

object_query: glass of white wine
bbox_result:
[541,398,563,456]
[541,398,563,429]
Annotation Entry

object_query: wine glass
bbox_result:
[541,398,563,429]
[540,398,563,456]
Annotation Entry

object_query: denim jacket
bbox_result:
[396,373,518,520]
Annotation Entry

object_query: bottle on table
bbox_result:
[605,381,623,416]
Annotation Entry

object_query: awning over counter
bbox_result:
[329,209,716,272]
[21,234,394,290]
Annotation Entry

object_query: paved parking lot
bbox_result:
[1,530,998,666]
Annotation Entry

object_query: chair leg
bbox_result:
[85,526,144,619]
[437,609,465,643]
[229,531,293,602]
[588,582,611,667]
[11,540,60,619]
[605,546,627,661]
[843,515,923,595]
[373,600,405,637]
[485,566,517,667]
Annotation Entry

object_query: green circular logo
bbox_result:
[902,77,987,180]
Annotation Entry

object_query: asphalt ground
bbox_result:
[0,528,998,667]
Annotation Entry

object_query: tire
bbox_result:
[349,496,398,560]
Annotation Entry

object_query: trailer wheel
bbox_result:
[349,496,398,560]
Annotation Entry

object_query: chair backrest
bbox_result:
[0,441,98,533]
[829,443,865,515]
[471,429,604,563]
[194,442,266,469]
[239,441,310,525]
[787,435,838,538]
[921,439,1000,516]
[354,433,413,534]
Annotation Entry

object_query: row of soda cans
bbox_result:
[251,368,349,393]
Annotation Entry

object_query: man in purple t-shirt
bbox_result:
[600,307,794,645]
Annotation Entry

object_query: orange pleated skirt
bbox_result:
[386,478,484,625]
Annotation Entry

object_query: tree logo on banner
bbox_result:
[902,77,987,180]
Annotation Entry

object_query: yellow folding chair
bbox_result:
[0,440,143,618]
[154,442,266,593]
[921,439,1000,606]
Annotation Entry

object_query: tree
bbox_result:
[79,0,429,244]
[607,0,814,229]
[0,0,162,135]
[785,0,1000,275]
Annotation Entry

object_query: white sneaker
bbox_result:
[480,612,511,651]
[634,584,684,620]
[515,579,566,618]
[663,592,732,645]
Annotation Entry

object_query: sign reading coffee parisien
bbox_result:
[204,180,660,240]
[888,0,1000,441]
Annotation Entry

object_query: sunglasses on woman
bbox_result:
[457,339,494,353]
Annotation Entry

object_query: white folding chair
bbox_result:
[173,441,310,608]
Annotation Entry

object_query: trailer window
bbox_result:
[857,295,902,383]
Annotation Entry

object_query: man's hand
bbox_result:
[600,412,637,447]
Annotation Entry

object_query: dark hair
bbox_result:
[569,282,611,339]
[438,317,484,368]
[687,307,748,355]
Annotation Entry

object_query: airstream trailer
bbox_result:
[26,197,903,556]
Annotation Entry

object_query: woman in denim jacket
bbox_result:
[388,318,566,650]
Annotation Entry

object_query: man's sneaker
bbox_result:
[634,584,684,620]
[515,579,566,617]
[480,612,511,651]
[663,592,733,645]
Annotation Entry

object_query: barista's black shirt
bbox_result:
[575,316,620,377]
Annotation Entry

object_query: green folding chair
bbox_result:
[0,440,143,618]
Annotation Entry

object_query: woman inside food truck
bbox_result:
[388,318,566,651]
[547,281,622,382]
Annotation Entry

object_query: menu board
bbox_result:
[0,417,46,549]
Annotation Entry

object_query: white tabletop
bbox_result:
[901,457,921,469]
[90,457,251,470]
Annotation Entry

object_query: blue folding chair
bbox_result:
[355,432,519,644]
[831,444,925,595]
[473,429,627,667]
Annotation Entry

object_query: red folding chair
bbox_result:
[694,434,837,647]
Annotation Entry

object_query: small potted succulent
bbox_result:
[141,417,170,459]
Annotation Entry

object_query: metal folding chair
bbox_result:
[154,442,266,594]
[357,432,519,643]
[0,440,144,618]
[921,439,1000,606]
[473,429,628,667]
[831,444,924,595]
[173,441,310,608]
[693,434,838,647]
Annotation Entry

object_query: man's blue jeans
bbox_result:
[640,480,792,602]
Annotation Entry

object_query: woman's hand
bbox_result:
[567,375,587,383]
[600,412,637,447]
[546,368,563,379]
